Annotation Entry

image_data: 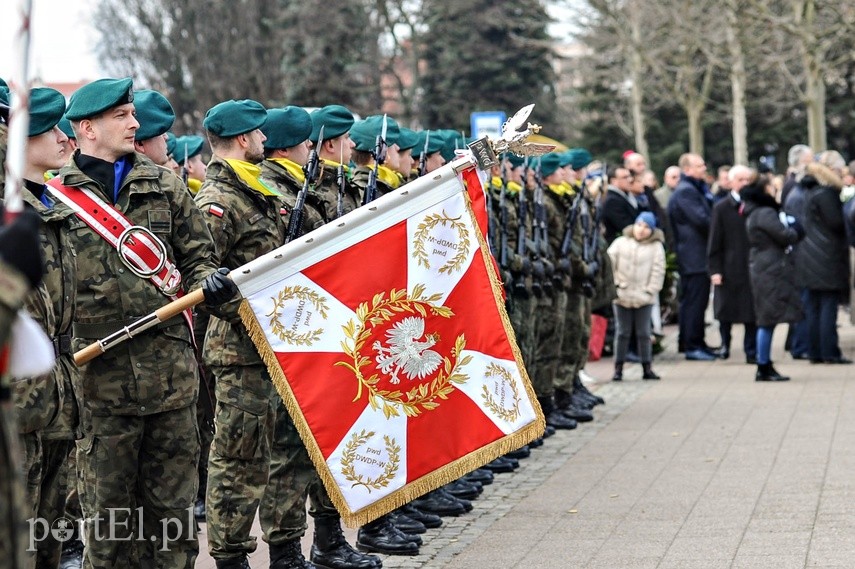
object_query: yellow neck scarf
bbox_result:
[188,178,202,195]
[322,158,350,174]
[506,181,522,193]
[377,165,401,189]
[224,159,280,196]
[268,158,305,184]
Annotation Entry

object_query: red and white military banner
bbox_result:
[233,157,544,526]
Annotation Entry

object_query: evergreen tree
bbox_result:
[419,0,557,131]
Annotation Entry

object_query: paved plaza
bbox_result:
[197,315,855,568]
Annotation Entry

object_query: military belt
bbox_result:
[52,334,73,357]
[73,316,183,339]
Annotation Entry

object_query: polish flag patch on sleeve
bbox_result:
[208,204,224,218]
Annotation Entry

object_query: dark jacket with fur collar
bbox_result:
[795,162,850,292]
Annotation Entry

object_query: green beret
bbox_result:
[28,87,66,137]
[173,135,205,164]
[203,99,267,137]
[0,77,6,88]
[133,90,175,141]
[396,127,419,152]
[505,153,526,169]
[262,106,312,150]
[165,132,176,156]
[439,129,466,163]
[568,148,593,170]
[57,116,75,139]
[558,150,576,168]
[66,77,134,121]
[0,86,9,107]
[538,153,563,178]
[412,130,445,158]
[349,115,400,152]
[310,105,354,143]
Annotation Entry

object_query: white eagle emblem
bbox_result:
[372,316,442,384]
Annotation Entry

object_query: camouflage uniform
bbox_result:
[12,188,78,569]
[350,165,399,200]
[499,181,542,395]
[533,184,566,396]
[313,160,361,221]
[196,157,325,562]
[0,262,32,569]
[56,151,217,569]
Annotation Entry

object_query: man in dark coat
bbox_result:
[602,166,638,244]
[796,157,852,364]
[668,153,717,360]
[707,165,757,362]
[782,145,813,359]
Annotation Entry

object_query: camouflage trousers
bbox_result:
[19,432,73,569]
[77,405,200,569]
[206,365,336,561]
[0,402,28,569]
[557,292,592,385]
[507,293,544,396]
[535,290,567,397]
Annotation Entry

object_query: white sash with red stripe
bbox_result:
[46,178,194,335]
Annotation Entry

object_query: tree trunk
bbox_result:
[628,0,649,159]
[687,103,704,156]
[804,55,827,151]
[725,0,748,165]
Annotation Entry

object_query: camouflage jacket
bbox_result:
[195,157,291,368]
[313,160,361,221]
[12,189,78,436]
[57,151,217,416]
[351,166,397,200]
[0,260,30,396]
[540,185,571,291]
[260,159,326,234]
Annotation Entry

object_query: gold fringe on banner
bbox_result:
[238,168,545,527]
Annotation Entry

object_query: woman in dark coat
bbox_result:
[742,176,804,381]
[796,155,852,364]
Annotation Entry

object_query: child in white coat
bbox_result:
[607,212,666,380]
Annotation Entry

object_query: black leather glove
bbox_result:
[790,218,805,240]
[202,268,239,305]
[0,208,45,288]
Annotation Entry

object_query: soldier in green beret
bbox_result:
[393,127,419,183]
[131,89,175,167]
[57,77,238,568]
[6,86,80,569]
[57,116,77,154]
[411,130,447,175]
[309,105,360,220]
[349,115,402,201]
[174,135,207,194]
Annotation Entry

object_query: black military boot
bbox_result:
[399,503,443,528]
[310,517,381,569]
[412,488,468,516]
[506,444,531,459]
[446,478,482,500]
[388,509,427,534]
[540,396,577,430]
[755,362,790,382]
[269,539,313,569]
[356,515,419,556]
[483,456,517,473]
[214,555,251,569]
[641,362,660,380]
[462,467,494,485]
[574,374,605,405]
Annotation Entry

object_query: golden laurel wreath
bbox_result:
[267,285,330,346]
[340,430,401,492]
[336,284,472,419]
[411,210,471,274]
[480,363,522,422]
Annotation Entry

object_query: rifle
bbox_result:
[336,140,345,219]
[417,131,430,178]
[498,161,513,293]
[514,160,534,298]
[519,159,541,298]
[362,114,388,205]
[532,165,554,296]
[558,191,582,279]
[287,125,324,243]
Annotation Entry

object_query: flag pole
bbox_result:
[3,0,34,220]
